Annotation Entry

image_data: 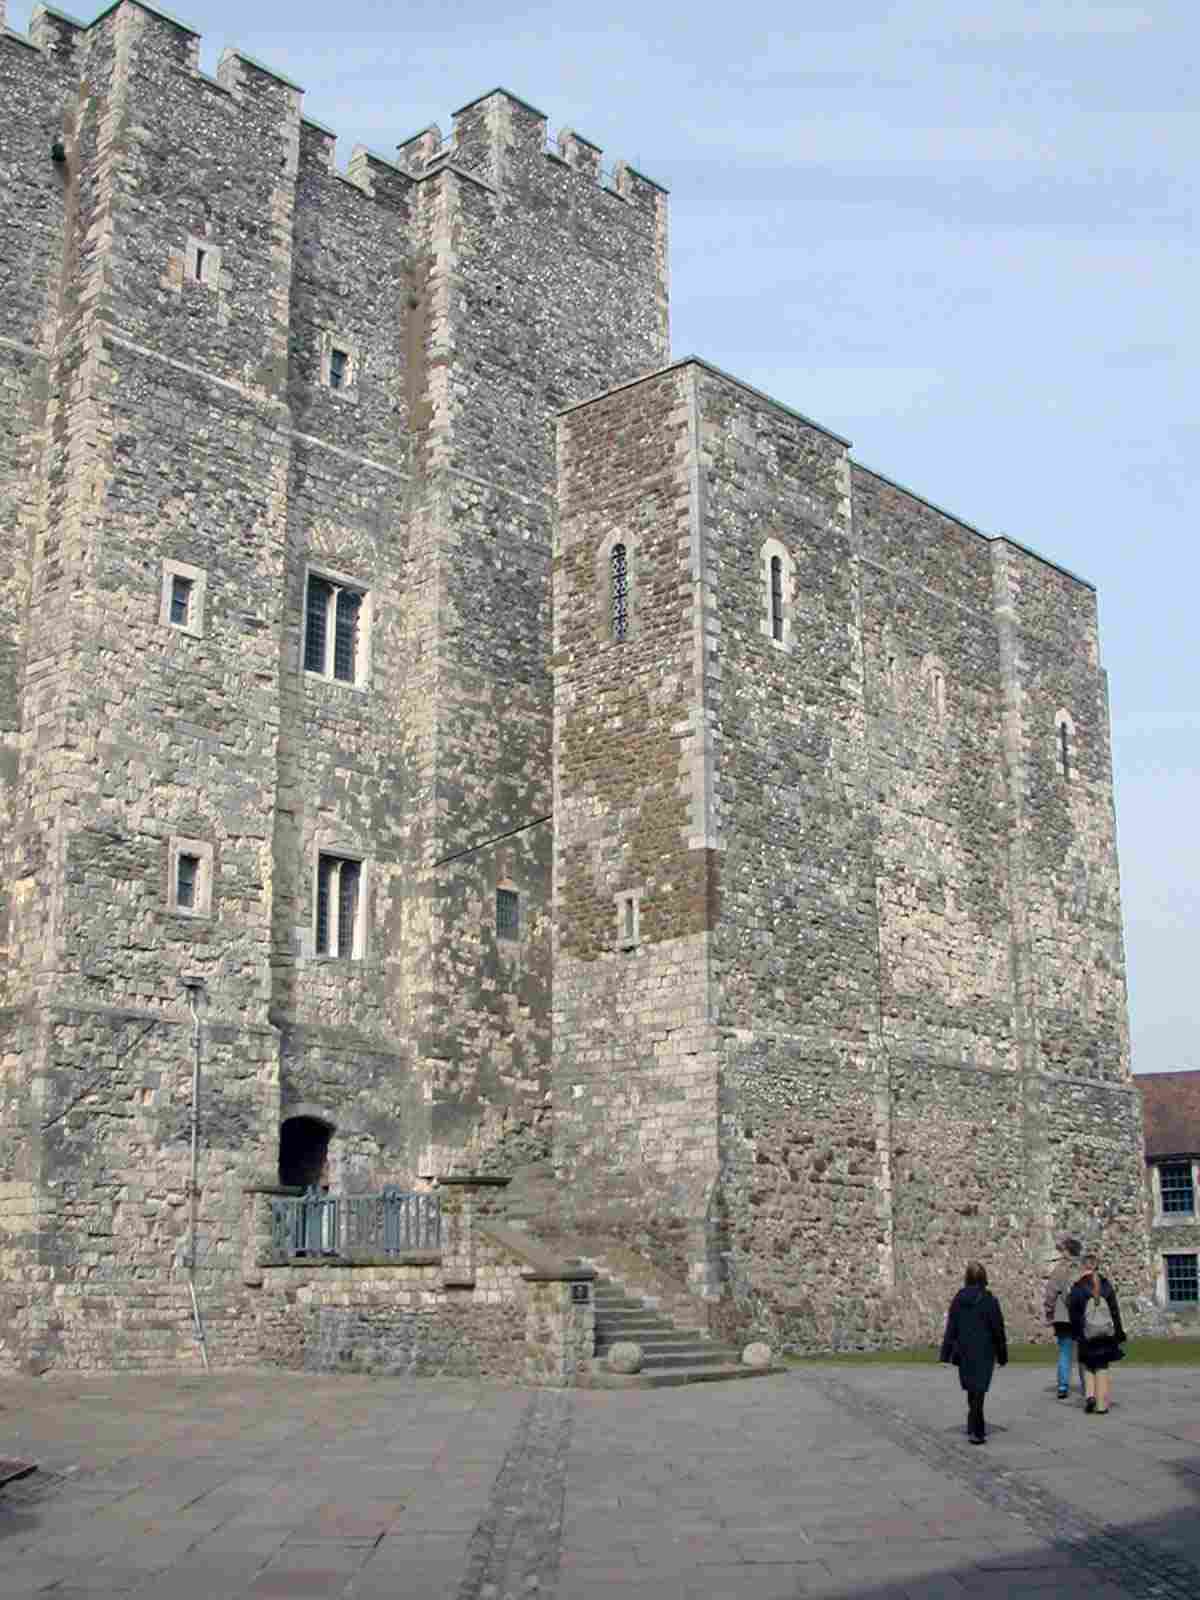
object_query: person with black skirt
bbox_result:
[1069,1248,1127,1414]
[940,1261,1009,1444]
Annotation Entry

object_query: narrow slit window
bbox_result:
[624,898,635,943]
[496,888,520,940]
[329,348,349,390]
[176,852,199,910]
[770,555,783,642]
[169,574,193,628]
[1058,719,1071,780]
[930,671,946,717]
[194,248,206,283]
[611,543,629,642]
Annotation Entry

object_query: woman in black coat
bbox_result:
[1068,1250,1126,1415]
[940,1261,1008,1444]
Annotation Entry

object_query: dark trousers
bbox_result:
[967,1390,986,1439]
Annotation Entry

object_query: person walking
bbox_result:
[1044,1234,1083,1399]
[1069,1248,1127,1414]
[940,1261,1009,1444]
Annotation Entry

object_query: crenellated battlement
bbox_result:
[4,6,665,218]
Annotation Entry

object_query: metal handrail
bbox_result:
[268,1187,442,1258]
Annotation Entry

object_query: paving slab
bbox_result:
[2,1362,1200,1598]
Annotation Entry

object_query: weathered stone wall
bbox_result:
[553,359,1151,1351]
[553,366,720,1296]
[410,93,668,1177]
[0,5,667,1370]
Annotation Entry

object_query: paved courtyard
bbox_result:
[1,1360,1198,1598]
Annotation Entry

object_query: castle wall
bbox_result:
[553,366,720,1292]
[409,94,669,1174]
[690,367,889,1347]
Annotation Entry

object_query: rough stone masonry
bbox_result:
[0,0,1150,1372]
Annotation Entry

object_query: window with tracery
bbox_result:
[610,543,629,642]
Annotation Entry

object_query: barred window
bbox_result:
[176,853,199,910]
[496,888,520,940]
[770,556,783,643]
[329,348,349,390]
[316,854,362,959]
[1165,1253,1199,1304]
[169,575,193,628]
[304,573,366,684]
[611,543,629,642]
[1160,1162,1195,1215]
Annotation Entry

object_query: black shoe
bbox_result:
[1057,1389,1069,1400]
[969,1433,985,1445]
[1085,1397,1096,1414]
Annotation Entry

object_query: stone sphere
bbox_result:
[606,1341,643,1374]
[742,1341,773,1369]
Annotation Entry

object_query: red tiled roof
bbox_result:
[1137,1070,1200,1161]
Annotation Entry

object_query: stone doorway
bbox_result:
[278,1115,333,1189]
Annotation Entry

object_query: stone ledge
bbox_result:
[257,1252,442,1269]
[478,1221,595,1281]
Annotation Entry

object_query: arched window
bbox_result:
[770,556,783,643]
[760,539,793,650]
[611,542,629,642]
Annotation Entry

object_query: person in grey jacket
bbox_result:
[1043,1234,1083,1399]
[940,1261,1009,1444]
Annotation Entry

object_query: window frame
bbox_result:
[1163,1251,1199,1306]
[184,235,221,291]
[314,850,366,961]
[1156,1159,1197,1220]
[596,531,637,645]
[159,559,207,638]
[759,538,794,652]
[615,889,642,952]
[320,330,360,397]
[167,836,214,919]
[496,886,521,942]
[302,565,371,688]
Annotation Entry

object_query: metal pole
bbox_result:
[183,978,210,1372]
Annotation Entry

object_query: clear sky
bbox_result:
[10,1,1196,1073]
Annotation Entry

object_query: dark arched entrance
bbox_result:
[278,1115,332,1189]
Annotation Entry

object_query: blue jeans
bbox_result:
[1056,1331,1077,1392]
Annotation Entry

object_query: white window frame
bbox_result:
[168,836,213,918]
[302,564,371,688]
[760,538,794,652]
[159,558,207,638]
[1157,1248,1200,1307]
[1152,1157,1198,1225]
[314,849,367,961]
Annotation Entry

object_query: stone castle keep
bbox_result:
[0,1,1152,1374]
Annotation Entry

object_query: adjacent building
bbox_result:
[1137,1071,1200,1319]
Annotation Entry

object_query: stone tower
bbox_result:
[0,0,665,1369]
[553,360,1151,1349]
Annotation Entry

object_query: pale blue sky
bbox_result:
[11,1,1197,1072]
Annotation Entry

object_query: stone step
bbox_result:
[583,1363,773,1390]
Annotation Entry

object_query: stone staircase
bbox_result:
[586,1272,773,1389]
